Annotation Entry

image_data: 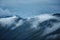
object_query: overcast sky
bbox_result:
[0,0,60,18]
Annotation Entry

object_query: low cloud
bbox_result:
[0,8,16,17]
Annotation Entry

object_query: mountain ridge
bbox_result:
[0,13,60,40]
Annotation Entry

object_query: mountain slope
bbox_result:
[0,13,60,40]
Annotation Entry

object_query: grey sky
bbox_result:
[0,0,60,18]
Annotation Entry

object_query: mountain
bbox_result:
[0,13,60,40]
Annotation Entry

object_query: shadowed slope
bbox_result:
[0,13,60,40]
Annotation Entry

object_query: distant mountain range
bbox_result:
[0,13,60,40]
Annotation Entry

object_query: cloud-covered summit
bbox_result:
[0,13,60,40]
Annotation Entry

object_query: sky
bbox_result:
[0,0,60,18]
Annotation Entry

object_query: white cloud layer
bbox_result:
[0,8,10,15]
[0,8,16,16]
[0,16,18,28]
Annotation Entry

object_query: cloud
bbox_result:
[28,14,56,22]
[0,16,18,28]
[0,8,10,15]
[27,14,56,30]
[11,20,24,30]
[41,23,60,36]
[0,8,17,17]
